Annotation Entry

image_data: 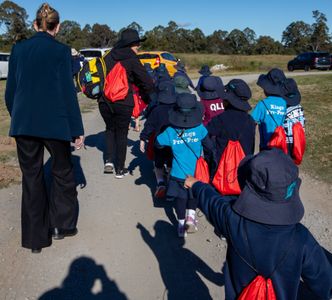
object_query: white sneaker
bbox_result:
[185,216,198,233]
[104,162,114,174]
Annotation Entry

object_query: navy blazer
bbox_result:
[5,32,84,141]
[193,182,332,300]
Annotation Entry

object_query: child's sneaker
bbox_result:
[177,223,187,238]
[185,216,198,233]
[154,182,166,199]
[104,162,114,174]
[115,168,129,179]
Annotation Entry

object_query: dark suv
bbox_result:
[287,52,330,71]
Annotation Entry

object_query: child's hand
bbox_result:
[74,135,85,150]
[140,140,146,153]
[184,175,199,189]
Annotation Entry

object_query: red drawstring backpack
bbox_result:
[175,129,210,183]
[104,62,129,102]
[212,140,245,195]
[262,101,288,154]
[194,156,210,184]
[132,85,147,118]
[292,122,306,165]
[227,223,296,300]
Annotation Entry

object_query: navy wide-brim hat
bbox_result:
[199,65,212,76]
[114,28,146,48]
[197,76,225,100]
[281,78,301,106]
[233,148,304,225]
[169,93,203,128]
[223,79,252,111]
[157,81,176,104]
[257,68,286,96]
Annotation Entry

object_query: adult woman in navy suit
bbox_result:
[5,3,84,253]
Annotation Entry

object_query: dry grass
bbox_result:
[250,74,332,183]
[176,54,294,78]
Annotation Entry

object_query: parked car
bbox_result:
[287,52,330,71]
[138,51,178,76]
[330,54,332,70]
[79,48,111,60]
[0,52,10,79]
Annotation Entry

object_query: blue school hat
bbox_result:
[169,93,203,128]
[157,81,176,104]
[174,76,191,94]
[198,65,212,76]
[233,148,304,225]
[281,78,301,106]
[223,79,252,111]
[257,68,286,97]
[197,76,225,100]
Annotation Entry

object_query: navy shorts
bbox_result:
[167,176,193,200]
[154,146,172,169]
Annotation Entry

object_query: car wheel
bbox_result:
[288,65,294,72]
[304,65,310,72]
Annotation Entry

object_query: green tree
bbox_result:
[206,30,228,53]
[0,0,30,44]
[89,23,117,48]
[310,10,330,51]
[226,29,249,54]
[282,21,312,53]
[254,36,283,54]
[57,20,84,49]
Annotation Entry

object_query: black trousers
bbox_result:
[16,136,78,249]
[98,102,133,170]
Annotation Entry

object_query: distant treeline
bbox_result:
[0,0,331,54]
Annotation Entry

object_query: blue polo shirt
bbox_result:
[157,124,208,179]
[251,96,287,149]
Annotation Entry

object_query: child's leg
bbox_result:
[154,149,167,198]
[134,117,140,131]
[186,195,198,233]
[175,197,187,237]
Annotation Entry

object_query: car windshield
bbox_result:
[316,53,329,57]
[138,54,159,59]
[80,51,102,58]
[161,53,177,62]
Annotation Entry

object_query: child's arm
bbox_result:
[251,101,263,124]
[301,235,332,299]
[140,110,157,142]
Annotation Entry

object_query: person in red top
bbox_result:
[197,76,225,126]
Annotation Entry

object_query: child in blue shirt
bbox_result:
[157,93,213,237]
[251,68,287,150]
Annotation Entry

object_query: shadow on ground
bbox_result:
[128,139,177,225]
[38,256,127,300]
[137,220,224,299]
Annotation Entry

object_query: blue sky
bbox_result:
[9,0,332,41]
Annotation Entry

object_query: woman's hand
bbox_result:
[184,175,199,189]
[74,135,85,150]
[140,140,146,153]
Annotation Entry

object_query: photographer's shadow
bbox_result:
[38,256,127,300]
[137,221,224,300]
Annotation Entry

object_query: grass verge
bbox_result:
[250,74,332,184]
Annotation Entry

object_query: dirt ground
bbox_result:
[0,106,331,300]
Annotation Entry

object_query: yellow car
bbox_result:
[138,51,178,76]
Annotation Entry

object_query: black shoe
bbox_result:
[115,168,129,179]
[52,227,78,240]
[31,248,42,254]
